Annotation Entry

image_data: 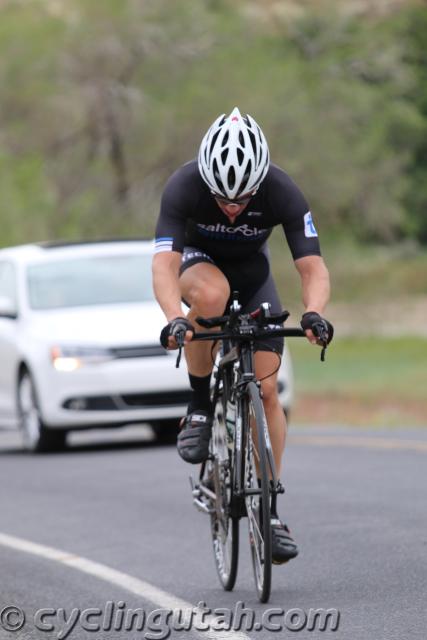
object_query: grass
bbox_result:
[269,230,427,307]
[288,337,427,426]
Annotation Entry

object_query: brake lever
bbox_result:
[175,330,185,368]
[320,342,327,362]
[312,321,329,362]
[318,330,329,361]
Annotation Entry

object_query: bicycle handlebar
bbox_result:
[195,308,290,330]
[191,327,305,342]
[172,293,329,366]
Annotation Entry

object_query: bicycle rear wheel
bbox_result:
[207,391,239,591]
[243,381,272,603]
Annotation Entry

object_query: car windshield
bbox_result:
[27,253,154,310]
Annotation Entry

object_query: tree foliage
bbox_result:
[402,5,427,243]
[0,0,425,245]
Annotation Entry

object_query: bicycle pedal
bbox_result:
[192,496,214,515]
[275,481,285,494]
[189,475,202,496]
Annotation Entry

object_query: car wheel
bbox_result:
[151,418,180,444]
[17,372,67,453]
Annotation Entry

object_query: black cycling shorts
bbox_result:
[179,246,284,354]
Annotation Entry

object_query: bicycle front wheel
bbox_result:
[208,392,239,591]
[243,381,272,603]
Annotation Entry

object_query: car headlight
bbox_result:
[51,346,114,371]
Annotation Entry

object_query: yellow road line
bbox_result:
[289,434,427,453]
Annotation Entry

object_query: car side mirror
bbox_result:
[0,296,18,319]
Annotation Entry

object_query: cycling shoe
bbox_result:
[271,518,299,564]
[177,411,213,464]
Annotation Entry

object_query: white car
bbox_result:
[0,240,294,452]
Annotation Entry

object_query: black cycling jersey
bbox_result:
[154,159,321,261]
[179,245,286,354]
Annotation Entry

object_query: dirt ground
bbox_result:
[326,297,427,338]
[294,393,427,427]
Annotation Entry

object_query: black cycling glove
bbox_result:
[300,312,334,344]
[160,317,194,349]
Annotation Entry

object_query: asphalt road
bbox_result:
[0,425,426,640]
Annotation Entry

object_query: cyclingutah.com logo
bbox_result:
[0,601,340,638]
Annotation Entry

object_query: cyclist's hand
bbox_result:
[300,312,334,346]
[160,317,194,350]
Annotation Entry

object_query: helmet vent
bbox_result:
[237,148,244,165]
[210,131,220,155]
[247,129,256,154]
[213,159,225,194]
[222,130,229,146]
[221,148,229,164]
[239,161,251,195]
[238,131,245,147]
[227,166,236,190]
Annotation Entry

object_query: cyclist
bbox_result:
[152,107,333,564]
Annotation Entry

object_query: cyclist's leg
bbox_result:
[179,248,230,378]
[176,249,230,463]
[253,351,286,475]
[241,271,298,563]
[239,269,287,476]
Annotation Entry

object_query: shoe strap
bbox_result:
[189,413,208,423]
[271,518,291,533]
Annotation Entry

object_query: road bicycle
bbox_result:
[175,293,328,602]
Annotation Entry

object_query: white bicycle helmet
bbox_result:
[198,107,270,200]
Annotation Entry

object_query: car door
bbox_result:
[0,260,20,423]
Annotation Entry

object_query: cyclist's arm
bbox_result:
[152,167,190,321]
[267,168,322,261]
[266,169,330,341]
[295,255,330,344]
[152,251,184,322]
[294,255,330,315]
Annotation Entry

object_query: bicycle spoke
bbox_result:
[247,502,264,559]
[248,518,263,569]
[248,504,263,543]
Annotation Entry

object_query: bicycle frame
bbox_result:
[211,337,279,506]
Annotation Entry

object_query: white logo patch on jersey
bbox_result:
[304,211,318,238]
[197,222,268,240]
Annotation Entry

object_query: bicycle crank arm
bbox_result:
[189,476,215,515]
